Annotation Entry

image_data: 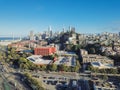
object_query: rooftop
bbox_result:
[91,62,114,69]
[27,55,51,65]
[27,54,76,66]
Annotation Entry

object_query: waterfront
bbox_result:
[0,37,20,41]
[0,37,21,46]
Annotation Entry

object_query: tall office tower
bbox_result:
[63,27,65,33]
[38,33,42,40]
[48,26,52,37]
[48,25,52,31]
[69,26,71,31]
[50,30,53,37]
[71,27,75,33]
[30,30,34,40]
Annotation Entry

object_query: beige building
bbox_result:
[80,49,114,65]
[80,49,88,55]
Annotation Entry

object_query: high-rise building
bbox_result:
[30,30,34,40]
[48,25,52,31]
[71,27,75,33]
[63,27,65,33]
[48,26,52,37]
[69,26,71,31]
[50,30,53,37]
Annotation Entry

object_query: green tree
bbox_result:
[50,64,57,71]
[58,64,66,71]
[109,68,118,74]
[49,55,54,60]
[117,67,120,74]
[54,53,58,58]
[99,69,106,73]
[102,75,108,81]
[0,52,3,60]
[20,63,28,70]
[71,67,75,72]
[94,68,99,73]
[72,45,81,52]
[40,65,47,71]
[46,64,51,71]
[24,72,31,78]
[64,66,70,72]
[61,64,67,71]
[74,66,80,72]
[24,73,45,90]
[11,48,16,53]
[88,65,94,71]
[18,57,27,65]
[76,60,81,68]
[89,48,95,54]
[7,55,12,60]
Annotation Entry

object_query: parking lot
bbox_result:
[42,75,68,85]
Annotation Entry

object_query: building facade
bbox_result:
[34,47,56,56]
[80,49,114,65]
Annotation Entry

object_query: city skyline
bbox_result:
[0,0,120,35]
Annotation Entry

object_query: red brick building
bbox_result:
[34,47,56,56]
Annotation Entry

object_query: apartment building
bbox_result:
[80,49,114,65]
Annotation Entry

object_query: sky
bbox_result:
[0,0,120,36]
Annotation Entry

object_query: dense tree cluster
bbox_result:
[41,60,80,72]
[0,50,6,63]
[24,73,45,90]
[85,43,101,54]
[6,47,35,70]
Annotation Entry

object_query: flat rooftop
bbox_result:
[91,62,114,69]
[54,56,76,66]
[27,55,76,66]
[27,55,51,65]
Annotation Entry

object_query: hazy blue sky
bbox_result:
[0,0,120,36]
